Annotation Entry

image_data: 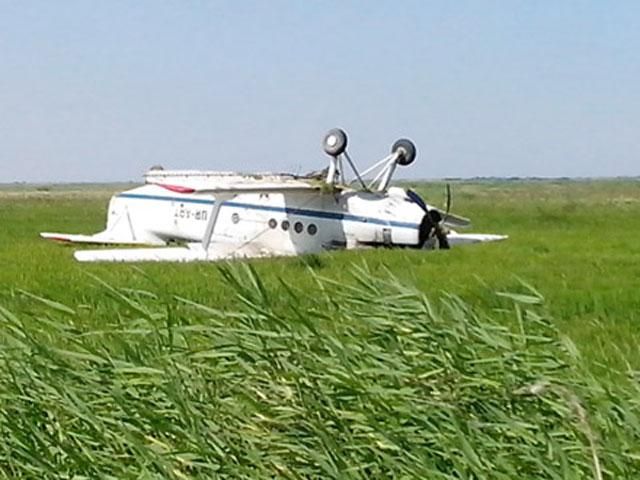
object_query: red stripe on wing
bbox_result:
[158,184,196,194]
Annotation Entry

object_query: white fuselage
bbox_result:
[104,184,426,255]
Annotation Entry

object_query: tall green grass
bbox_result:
[3,180,640,373]
[1,264,639,478]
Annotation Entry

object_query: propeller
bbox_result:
[407,187,451,250]
[436,183,452,249]
[443,183,451,223]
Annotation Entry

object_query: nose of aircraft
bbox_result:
[407,189,451,249]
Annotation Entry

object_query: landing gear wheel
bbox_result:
[323,128,348,157]
[392,138,417,166]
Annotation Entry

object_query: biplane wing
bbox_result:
[145,170,326,194]
[73,243,289,263]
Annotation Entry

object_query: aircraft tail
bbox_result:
[40,195,165,246]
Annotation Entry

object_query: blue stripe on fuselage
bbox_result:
[116,193,419,230]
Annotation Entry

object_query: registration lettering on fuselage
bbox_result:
[174,206,208,221]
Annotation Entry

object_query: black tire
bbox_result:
[323,128,348,157]
[392,138,417,166]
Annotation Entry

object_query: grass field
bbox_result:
[1,180,640,477]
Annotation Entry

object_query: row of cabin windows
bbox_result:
[268,218,317,235]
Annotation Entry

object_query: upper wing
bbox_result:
[73,243,292,263]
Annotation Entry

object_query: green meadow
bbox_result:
[1,180,640,478]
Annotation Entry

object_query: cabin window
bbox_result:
[294,222,304,233]
[307,224,317,235]
[268,218,277,229]
[281,220,290,231]
[231,213,240,224]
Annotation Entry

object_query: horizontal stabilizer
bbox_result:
[447,232,508,246]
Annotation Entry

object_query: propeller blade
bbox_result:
[443,183,452,223]
[408,188,453,250]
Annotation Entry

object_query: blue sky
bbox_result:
[1,1,638,182]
